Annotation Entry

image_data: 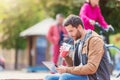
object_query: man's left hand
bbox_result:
[56,66,67,74]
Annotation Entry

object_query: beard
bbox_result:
[73,30,81,41]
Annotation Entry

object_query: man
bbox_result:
[46,14,67,67]
[45,15,110,80]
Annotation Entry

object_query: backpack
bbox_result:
[77,31,110,80]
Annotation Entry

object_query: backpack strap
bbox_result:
[86,36,103,55]
[77,30,92,65]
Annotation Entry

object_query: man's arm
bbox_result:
[65,37,104,75]
[46,26,54,43]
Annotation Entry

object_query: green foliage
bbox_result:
[100,0,120,34]
[109,33,120,56]
[39,0,84,18]
[0,0,45,49]
[40,0,120,33]
[0,0,120,50]
[110,33,120,48]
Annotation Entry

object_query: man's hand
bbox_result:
[60,43,71,58]
[56,66,67,74]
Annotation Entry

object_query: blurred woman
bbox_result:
[79,0,109,30]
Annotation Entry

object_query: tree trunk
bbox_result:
[15,48,18,69]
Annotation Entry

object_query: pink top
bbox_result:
[46,24,67,45]
[79,3,108,30]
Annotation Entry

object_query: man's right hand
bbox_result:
[60,43,71,58]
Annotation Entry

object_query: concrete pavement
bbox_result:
[0,70,120,80]
[0,70,49,79]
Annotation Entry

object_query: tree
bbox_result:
[100,0,120,34]
[0,0,46,69]
[0,0,45,48]
[0,0,120,69]
[40,0,120,33]
[39,0,84,17]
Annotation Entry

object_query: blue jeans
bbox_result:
[44,73,88,80]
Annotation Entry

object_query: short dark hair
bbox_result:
[63,15,84,28]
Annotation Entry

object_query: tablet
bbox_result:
[42,61,57,73]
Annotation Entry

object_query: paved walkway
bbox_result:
[0,70,120,80]
[0,70,49,79]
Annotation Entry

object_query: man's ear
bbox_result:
[77,25,82,30]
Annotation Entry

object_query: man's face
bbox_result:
[56,17,64,25]
[65,25,81,41]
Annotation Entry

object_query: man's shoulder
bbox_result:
[49,24,57,29]
[50,24,56,27]
[91,31,101,37]
[86,31,103,43]
[86,30,100,37]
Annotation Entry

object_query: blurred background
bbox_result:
[0,0,120,79]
